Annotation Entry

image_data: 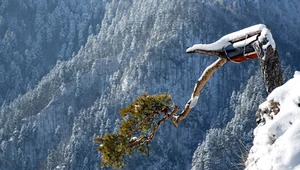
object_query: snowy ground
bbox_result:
[245,71,300,170]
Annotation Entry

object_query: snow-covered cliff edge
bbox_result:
[246,71,300,170]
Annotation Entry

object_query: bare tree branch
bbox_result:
[171,57,227,127]
[187,49,223,56]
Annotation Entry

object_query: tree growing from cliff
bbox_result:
[94,24,283,168]
[94,93,178,168]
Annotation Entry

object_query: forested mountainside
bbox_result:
[0,0,106,103]
[0,0,300,170]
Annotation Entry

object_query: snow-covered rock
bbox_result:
[246,71,300,170]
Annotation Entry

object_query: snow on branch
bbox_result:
[186,24,268,53]
[171,57,227,127]
[258,28,276,50]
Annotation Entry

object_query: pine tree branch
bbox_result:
[125,106,179,150]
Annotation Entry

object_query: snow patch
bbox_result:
[258,28,276,50]
[294,71,300,78]
[131,136,138,141]
[246,71,300,170]
[189,96,199,108]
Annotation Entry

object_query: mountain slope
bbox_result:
[0,0,106,103]
[1,0,300,170]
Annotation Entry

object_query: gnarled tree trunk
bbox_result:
[251,41,283,94]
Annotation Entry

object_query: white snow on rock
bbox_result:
[294,71,300,78]
[186,24,276,53]
[245,71,300,170]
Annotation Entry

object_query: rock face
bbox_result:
[0,0,300,170]
[245,72,300,170]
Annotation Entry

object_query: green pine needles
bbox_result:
[94,93,176,168]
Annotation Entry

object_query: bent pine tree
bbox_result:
[95,24,283,168]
